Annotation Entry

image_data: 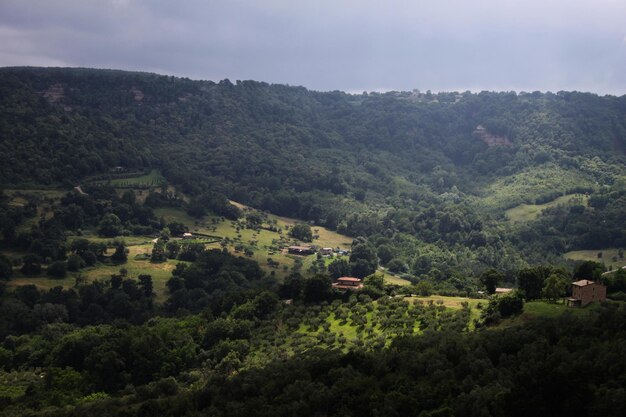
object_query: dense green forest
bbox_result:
[1,67,626,415]
[1,67,625,281]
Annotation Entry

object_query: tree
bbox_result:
[349,242,378,278]
[328,258,351,279]
[47,261,67,278]
[573,261,605,281]
[166,222,187,237]
[517,266,551,300]
[415,280,433,296]
[480,269,504,295]
[151,241,167,263]
[21,254,42,275]
[166,240,181,259]
[289,223,312,242]
[111,242,128,263]
[67,254,85,272]
[386,258,408,274]
[138,274,154,298]
[377,244,394,265]
[542,273,569,302]
[303,274,332,303]
[363,273,385,297]
[98,213,123,237]
[279,272,305,299]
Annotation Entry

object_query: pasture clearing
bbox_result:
[564,248,626,270]
[505,193,589,223]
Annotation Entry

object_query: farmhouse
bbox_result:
[332,277,363,290]
[182,232,194,239]
[566,280,606,307]
[495,287,513,295]
[287,245,315,255]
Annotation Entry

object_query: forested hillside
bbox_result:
[1,67,625,278]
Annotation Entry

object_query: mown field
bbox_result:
[494,299,606,329]
[564,248,626,270]
[505,193,589,223]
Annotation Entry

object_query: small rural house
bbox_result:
[319,247,334,256]
[495,288,513,295]
[566,280,606,307]
[182,232,194,239]
[332,277,363,290]
[287,246,315,255]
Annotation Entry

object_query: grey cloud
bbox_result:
[0,0,625,94]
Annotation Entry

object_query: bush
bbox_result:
[67,254,85,271]
[289,223,313,242]
[47,261,67,278]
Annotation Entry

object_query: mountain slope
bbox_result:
[1,67,625,276]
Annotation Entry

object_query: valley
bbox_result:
[0,68,625,417]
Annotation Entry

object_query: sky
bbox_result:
[1,0,625,95]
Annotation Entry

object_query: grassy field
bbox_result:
[6,239,178,301]
[479,165,593,212]
[496,300,604,328]
[564,248,626,270]
[506,193,589,223]
[155,205,383,283]
[408,295,484,324]
[382,271,412,286]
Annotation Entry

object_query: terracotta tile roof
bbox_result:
[572,279,595,287]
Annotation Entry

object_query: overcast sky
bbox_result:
[1,0,625,95]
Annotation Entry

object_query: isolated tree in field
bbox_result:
[289,223,312,242]
[111,242,128,263]
[151,241,167,263]
[480,268,504,295]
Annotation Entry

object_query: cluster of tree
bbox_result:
[0,271,155,339]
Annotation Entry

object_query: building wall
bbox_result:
[572,283,606,306]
